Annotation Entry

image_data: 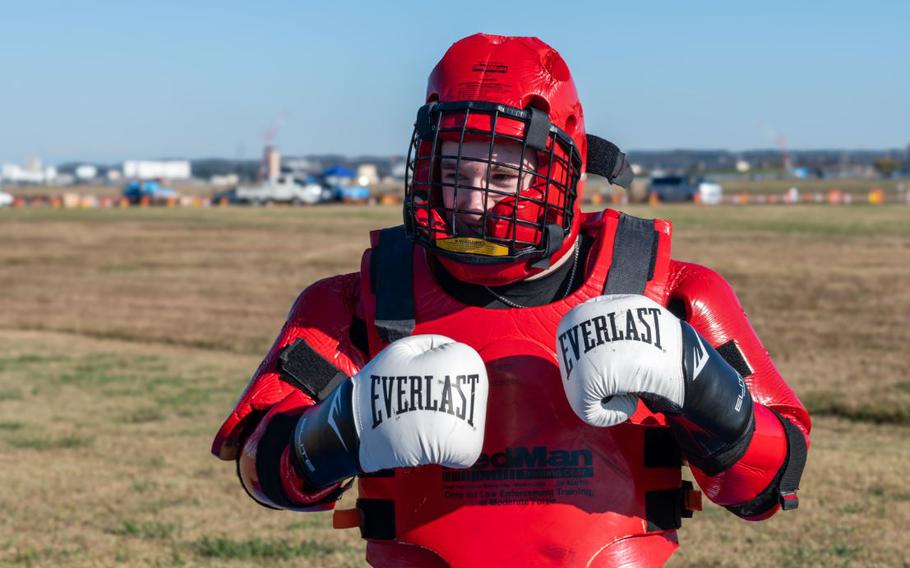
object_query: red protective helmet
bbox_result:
[404,34,587,286]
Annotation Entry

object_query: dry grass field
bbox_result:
[1,204,908,567]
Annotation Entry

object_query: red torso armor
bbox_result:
[355,210,682,567]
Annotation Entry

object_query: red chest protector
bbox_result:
[353,210,692,567]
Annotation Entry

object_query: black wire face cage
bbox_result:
[404,100,583,265]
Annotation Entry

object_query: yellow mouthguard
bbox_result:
[436,237,510,257]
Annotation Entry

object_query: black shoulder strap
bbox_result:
[370,225,416,343]
[602,213,658,295]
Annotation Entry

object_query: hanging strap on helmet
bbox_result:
[525,106,552,151]
[371,225,416,343]
[602,214,658,295]
[586,134,635,189]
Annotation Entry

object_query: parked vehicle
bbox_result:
[234,175,323,205]
[333,184,371,203]
[0,190,13,207]
[122,180,178,204]
[647,175,723,204]
[211,188,242,205]
[695,179,723,204]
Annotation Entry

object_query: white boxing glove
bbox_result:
[292,334,488,487]
[557,294,755,472]
[557,294,684,427]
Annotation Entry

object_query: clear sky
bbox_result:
[1,0,908,164]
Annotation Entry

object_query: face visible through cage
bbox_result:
[439,140,539,239]
[405,103,580,263]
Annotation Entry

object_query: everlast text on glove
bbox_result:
[370,374,482,429]
[559,306,664,378]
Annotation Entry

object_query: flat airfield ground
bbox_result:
[0,204,908,567]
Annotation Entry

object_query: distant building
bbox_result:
[357,164,379,187]
[123,160,191,180]
[0,159,57,184]
[75,165,98,181]
[390,161,407,180]
[261,145,281,180]
[283,157,319,177]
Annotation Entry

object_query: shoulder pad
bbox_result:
[667,260,811,437]
[211,273,365,461]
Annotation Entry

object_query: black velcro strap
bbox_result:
[645,481,697,532]
[644,427,682,468]
[279,339,349,402]
[716,340,754,378]
[585,134,634,188]
[603,214,657,295]
[357,498,396,540]
[371,225,415,343]
[777,412,808,510]
[525,106,551,151]
[585,135,620,178]
[415,103,437,140]
[611,160,634,189]
[530,224,565,269]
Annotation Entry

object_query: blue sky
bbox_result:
[1,0,908,164]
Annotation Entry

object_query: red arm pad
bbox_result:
[279,446,346,509]
[212,272,366,460]
[238,391,348,511]
[667,261,811,517]
[690,404,785,514]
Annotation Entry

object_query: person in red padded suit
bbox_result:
[212,33,810,568]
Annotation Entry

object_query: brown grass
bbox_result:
[0,203,908,566]
[3,183,221,199]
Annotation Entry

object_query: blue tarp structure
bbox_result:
[321,165,356,179]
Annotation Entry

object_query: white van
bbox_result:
[696,180,723,204]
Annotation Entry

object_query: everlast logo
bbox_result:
[559,307,663,378]
[370,374,480,429]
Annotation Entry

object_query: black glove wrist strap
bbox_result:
[291,380,362,488]
[671,322,756,474]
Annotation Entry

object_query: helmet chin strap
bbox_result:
[530,224,565,270]
[524,235,577,282]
